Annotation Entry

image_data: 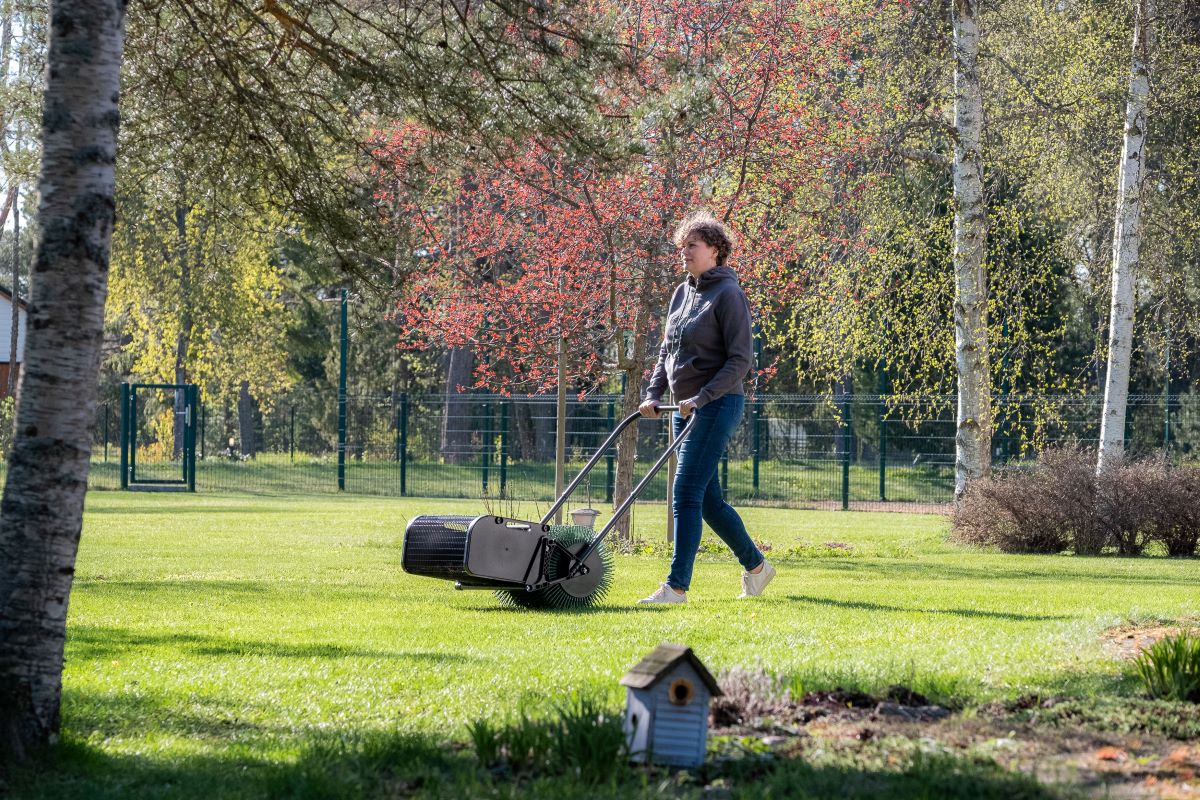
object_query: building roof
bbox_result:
[619,643,722,695]
[0,285,28,310]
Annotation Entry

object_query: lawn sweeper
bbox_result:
[401,406,696,609]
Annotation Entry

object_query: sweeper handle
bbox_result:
[539,405,688,526]
[540,406,699,580]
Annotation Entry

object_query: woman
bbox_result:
[638,212,775,604]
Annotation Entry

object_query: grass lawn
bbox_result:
[7,491,1198,799]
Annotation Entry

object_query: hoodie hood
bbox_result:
[687,264,738,290]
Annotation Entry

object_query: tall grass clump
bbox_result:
[1134,632,1200,703]
[466,692,626,784]
[953,446,1200,557]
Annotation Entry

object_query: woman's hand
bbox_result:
[678,399,698,418]
[639,399,662,418]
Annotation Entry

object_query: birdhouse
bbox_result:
[620,643,722,768]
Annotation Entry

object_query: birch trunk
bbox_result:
[1098,0,1155,474]
[0,0,126,759]
[951,0,992,500]
[8,189,20,396]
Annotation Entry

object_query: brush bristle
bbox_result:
[495,525,613,611]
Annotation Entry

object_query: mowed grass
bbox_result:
[14,491,1199,798]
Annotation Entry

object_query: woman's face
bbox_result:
[679,234,719,277]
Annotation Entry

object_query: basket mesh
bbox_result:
[402,514,472,579]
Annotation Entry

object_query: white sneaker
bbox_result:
[739,560,776,598]
[638,583,687,604]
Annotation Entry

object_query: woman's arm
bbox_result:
[688,287,753,409]
[643,340,670,404]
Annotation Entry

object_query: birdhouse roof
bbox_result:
[619,643,722,695]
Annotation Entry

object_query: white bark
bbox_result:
[8,187,19,395]
[0,0,126,759]
[1098,0,1155,474]
[952,0,992,500]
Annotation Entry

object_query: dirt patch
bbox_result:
[712,688,1200,798]
[1101,620,1200,660]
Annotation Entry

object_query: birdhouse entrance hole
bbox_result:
[669,678,694,705]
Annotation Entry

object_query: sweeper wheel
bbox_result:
[495,525,614,610]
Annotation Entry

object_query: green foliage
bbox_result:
[0,395,14,457]
[465,693,627,784]
[105,182,294,409]
[549,692,628,783]
[1133,632,1200,702]
[1017,696,1200,740]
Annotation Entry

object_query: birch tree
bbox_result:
[1098,0,1156,472]
[951,0,992,498]
[0,0,126,758]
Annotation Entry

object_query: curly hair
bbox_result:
[672,211,734,266]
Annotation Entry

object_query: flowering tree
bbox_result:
[380,0,885,535]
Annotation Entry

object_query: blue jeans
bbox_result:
[666,394,763,591]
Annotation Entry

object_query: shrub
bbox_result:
[1134,632,1200,703]
[1145,467,1200,557]
[952,446,1093,554]
[1094,457,1162,556]
[953,445,1200,558]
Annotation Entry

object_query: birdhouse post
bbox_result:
[620,643,722,768]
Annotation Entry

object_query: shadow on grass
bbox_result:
[67,625,480,664]
[786,594,1072,622]
[61,685,278,743]
[468,602,672,615]
[83,504,286,515]
[4,726,1065,800]
[71,578,417,607]
[815,558,1200,586]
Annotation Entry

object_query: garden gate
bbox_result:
[119,383,198,492]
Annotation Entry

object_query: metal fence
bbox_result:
[64,390,1200,508]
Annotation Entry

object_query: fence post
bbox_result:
[605,399,615,504]
[199,402,206,461]
[500,398,509,497]
[752,399,762,497]
[399,392,409,496]
[841,394,851,511]
[337,288,347,492]
[103,402,109,462]
[1164,340,1171,452]
[129,386,140,485]
[481,397,492,495]
[186,385,197,492]
[119,384,129,489]
[878,369,887,502]
[290,404,296,463]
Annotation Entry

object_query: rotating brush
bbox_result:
[495,524,615,610]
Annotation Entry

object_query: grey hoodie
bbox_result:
[644,265,753,409]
